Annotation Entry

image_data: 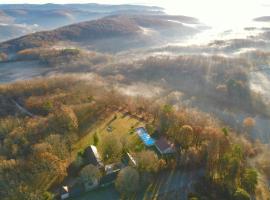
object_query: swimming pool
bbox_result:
[136,127,155,146]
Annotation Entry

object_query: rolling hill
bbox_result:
[0,3,164,42]
[0,14,201,54]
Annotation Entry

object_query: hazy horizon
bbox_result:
[1,2,270,199]
[1,0,269,29]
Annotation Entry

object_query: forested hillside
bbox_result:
[0,77,269,199]
[0,14,201,54]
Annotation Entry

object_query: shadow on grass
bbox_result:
[73,185,120,200]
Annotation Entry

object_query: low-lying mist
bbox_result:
[0,13,270,145]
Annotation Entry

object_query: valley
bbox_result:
[0,2,270,200]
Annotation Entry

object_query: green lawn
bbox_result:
[72,112,143,158]
[96,112,142,138]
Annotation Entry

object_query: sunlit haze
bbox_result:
[1,0,270,199]
[2,0,270,29]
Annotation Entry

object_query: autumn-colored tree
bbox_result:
[158,159,167,170]
[115,167,139,196]
[32,142,52,155]
[136,150,159,172]
[181,147,204,167]
[30,151,67,185]
[158,104,174,133]
[3,127,29,158]
[99,133,123,162]
[176,125,194,152]
[79,164,101,185]
[25,96,53,115]
[48,106,78,134]
[241,168,258,194]
[242,117,256,129]
[0,117,21,139]
[206,132,232,180]
[0,52,7,61]
[45,134,69,160]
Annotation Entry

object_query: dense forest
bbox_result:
[0,76,269,199]
[0,2,270,200]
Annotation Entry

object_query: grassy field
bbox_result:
[72,112,143,158]
[70,112,144,199]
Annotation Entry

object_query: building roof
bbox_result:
[105,163,122,174]
[155,137,175,154]
[126,152,137,166]
[84,145,103,167]
[99,170,119,186]
[60,186,69,195]
[60,183,84,199]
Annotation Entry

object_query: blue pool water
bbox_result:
[136,127,155,146]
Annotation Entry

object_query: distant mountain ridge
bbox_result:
[0,3,163,11]
[254,16,270,22]
[0,14,201,54]
[0,3,164,42]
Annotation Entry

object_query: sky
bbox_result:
[1,0,269,29]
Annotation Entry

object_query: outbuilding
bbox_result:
[155,137,176,155]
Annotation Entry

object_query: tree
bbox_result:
[226,79,249,103]
[163,104,173,113]
[233,188,250,200]
[176,125,194,152]
[42,100,53,114]
[241,168,258,193]
[242,118,255,128]
[48,106,78,135]
[3,127,29,158]
[189,197,199,200]
[115,167,139,195]
[145,123,155,135]
[99,134,123,162]
[0,52,7,61]
[93,132,99,146]
[222,127,229,137]
[45,134,69,160]
[242,118,256,134]
[79,164,101,185]
[25,97,52,115]
[0,117,20,140]
[183,147,203,166]
[136,150,159,172]
[158,104,174,133]
[217,145,244,190]
[74,154,84,169]
[42,191,54,200]
[158,159,167,170]
[32,142,52,155]
[31,151,67,184]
